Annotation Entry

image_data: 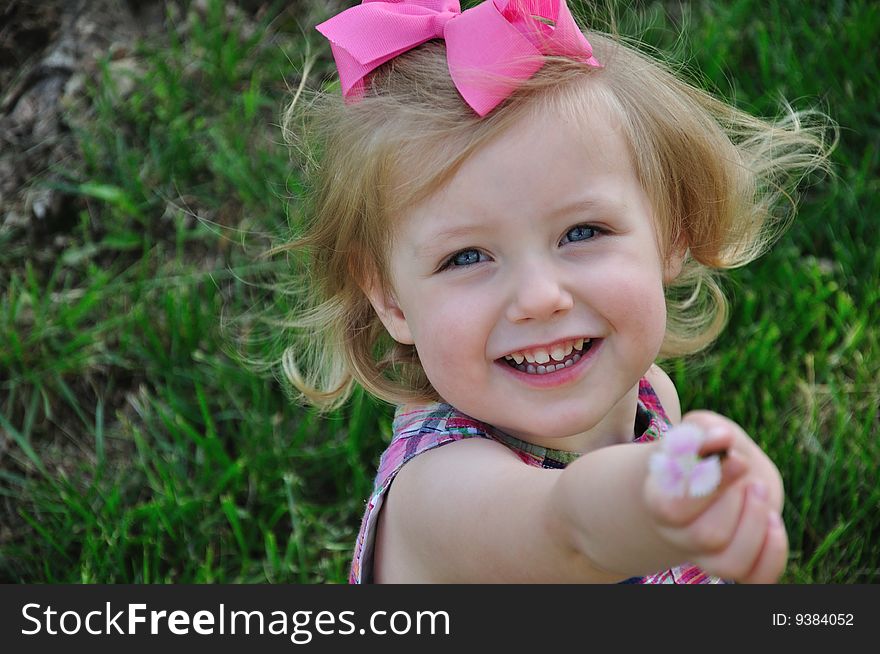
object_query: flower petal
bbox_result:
[687,456,722,497]
[649,452,688,497]
[662,423,706,457]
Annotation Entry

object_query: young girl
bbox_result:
[279,0,828,583]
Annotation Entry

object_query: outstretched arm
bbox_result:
[374,411,785,583]
[551,411,786,582]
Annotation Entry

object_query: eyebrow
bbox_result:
[548,197,604,218]
[419,224,485,248]
[416,197,607,256]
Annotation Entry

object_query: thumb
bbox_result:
[644,423,747,527]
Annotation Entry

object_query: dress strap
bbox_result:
[635,377,671,443]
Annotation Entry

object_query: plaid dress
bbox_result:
[349,377,725,584]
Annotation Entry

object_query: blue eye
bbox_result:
[560,225,598,245]
[442,248,486,269]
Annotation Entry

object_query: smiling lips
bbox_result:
[500,338,595,375]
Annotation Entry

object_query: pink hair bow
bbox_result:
[316,0,600,116]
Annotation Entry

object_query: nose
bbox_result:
[505,257,574,323]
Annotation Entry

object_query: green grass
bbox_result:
[1,0,877,583]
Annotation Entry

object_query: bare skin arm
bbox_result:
[548,413,784,580]
[376,414,787,583]
[374,366,784,583]
[375,411,785,583]
[374,437,625,583]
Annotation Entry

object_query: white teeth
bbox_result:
[505,346,590,375]
[505,338,593,370]
[504,338,590,372]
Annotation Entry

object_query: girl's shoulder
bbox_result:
[350,402,512,583]
[643,364,682,424]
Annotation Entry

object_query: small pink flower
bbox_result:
[649,423,722,498]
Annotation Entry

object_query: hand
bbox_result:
[643,411,787,583]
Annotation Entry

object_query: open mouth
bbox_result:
[499,338,596,375]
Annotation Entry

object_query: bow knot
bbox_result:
[316,0,600,116]
[430,9,459,38]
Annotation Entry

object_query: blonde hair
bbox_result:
[271,28,831,412]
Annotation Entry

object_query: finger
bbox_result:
[741,512,789,584]
[698,482,771,581]
[657,476,747,552]
[719,448,748,483]
[687,413,783,515]
[646,447,749,528]
[680,410,736,433]
[679,413,753,483]
[679,411,743,456]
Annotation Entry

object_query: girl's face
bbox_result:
[368,103,682,452]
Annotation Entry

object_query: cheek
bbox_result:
[407,287,492,348]
[594,263,668,343]
[408,292,495,395]
[408,325,455,401]
[414,334,478,406]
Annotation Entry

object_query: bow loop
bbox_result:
[500,0,555,37]
[316,0,599,116]
[495,0,600,63]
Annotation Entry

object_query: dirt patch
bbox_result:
[0,0,166,234]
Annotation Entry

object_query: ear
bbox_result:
[662,239,687,284]
[358,264,415,346]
